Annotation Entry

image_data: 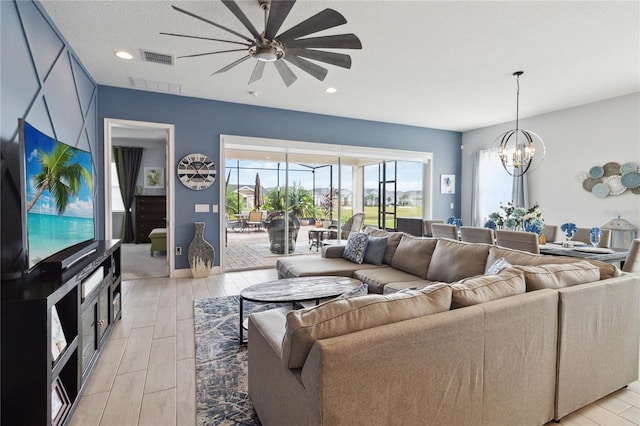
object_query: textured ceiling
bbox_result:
[41,0,640,132]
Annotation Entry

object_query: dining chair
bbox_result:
[495,230,540,254]
[622,239,640,273]
[431,223,459,240]
[424,219,445,237]
[460,226,494,244]
[571,228,611,247]
[541,225,557,243]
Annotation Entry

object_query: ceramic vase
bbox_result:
[188,222,214,278]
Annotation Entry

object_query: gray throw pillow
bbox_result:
[342,232,368,264]
[363,236,387,265]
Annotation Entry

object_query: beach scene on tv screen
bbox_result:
[24,123,94,268]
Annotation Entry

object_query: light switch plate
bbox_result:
[195,204,210,213]
[211,204,219,213]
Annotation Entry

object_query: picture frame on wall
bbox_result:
[51,378,69,426]
[440,174,455,194]
[144,167,165,189]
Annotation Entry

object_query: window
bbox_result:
[111,162,125,212]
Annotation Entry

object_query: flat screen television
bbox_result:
[20,119,97,272]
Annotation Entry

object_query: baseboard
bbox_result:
[172,266,222,278]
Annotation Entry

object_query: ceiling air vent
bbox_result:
[141,50,174,66]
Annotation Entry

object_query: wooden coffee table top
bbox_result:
[240,276,361,303]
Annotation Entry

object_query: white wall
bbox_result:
[462,92,640,231]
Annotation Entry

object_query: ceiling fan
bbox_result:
[161,0,362,87]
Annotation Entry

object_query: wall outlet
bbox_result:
[176,246,182,255]
[450,202,455,209]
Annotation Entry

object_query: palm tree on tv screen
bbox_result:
[27,142,92,214]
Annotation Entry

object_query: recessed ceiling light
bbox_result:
[115,51,133,60]
[325,87,338,94]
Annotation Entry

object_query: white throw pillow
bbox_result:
[485,257,512,275]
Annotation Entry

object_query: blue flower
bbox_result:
[484,220,497,230]
[561,222,578,239]
[447,217,463,229]
[524,223,541,235]
[590,227,601,237]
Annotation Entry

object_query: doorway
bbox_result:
[220,135,433,272]
[104,118,175,278]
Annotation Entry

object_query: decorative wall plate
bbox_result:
[591,182,610,198]
[604,175,626,195]
[621,171,640,188]
[621,162,638,175]
[582,177,600,191]
[588,166,604,179]
[602,162,620,177]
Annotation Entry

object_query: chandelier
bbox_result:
[495,71,546,176]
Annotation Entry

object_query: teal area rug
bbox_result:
[194,296,286,426]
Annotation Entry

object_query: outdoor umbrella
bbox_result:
[254,173,264,210]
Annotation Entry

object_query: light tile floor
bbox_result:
[70,270,640,426]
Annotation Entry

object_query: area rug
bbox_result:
[194,296,287,426]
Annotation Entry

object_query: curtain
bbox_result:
[471,149,512,226]
[113,146,143,242]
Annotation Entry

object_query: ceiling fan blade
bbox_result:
[171,5,253,43]
[248,61,266,85]
[178,48,248,59]
[283,55,328,81]
[265,0,296,40]
[160,32,251,47]
[277,9,347,41]
[221,0,262,40]
[287,49,352,69]
[273,60,298,87]
[211,55,251,75]
[284,34,362,50]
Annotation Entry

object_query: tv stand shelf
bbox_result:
[1,240,121,426]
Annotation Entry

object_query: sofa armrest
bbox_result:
[555,274,640,419]
[322,244,346,258]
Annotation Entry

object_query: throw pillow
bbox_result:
[450,268,526,309]
[511,261,600,291]
[485,257,512,275]
[336,283,369,299]
[364,227,404,264]
[363,236,387,265]
[390,235,438,278]
[427,239,490,283]
[342,232,368,264]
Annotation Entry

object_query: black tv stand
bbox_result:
[1,240,121,426]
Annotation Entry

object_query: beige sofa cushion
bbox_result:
[364,227,404,264]
[354,267,426,294]
[390,235,437,278]
[281,283,452,368]
[512,261,600,291]
[427,239,491,283]
[487,246,619,280]
[451,268,526,309]
[276,256,380,279]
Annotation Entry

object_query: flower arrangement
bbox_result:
[560,222,578,240]
[446,216,463,229]
[487,202,544,234]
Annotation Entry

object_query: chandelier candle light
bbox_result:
[495,71,546,176]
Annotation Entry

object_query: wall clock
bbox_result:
[177,153,216,190]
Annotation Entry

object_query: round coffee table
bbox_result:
[239,276,361,344]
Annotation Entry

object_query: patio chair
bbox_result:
[460,226,494,244]
[225,214,242,246]
[337,213,366,239]
[246,210,264,231]
[431,224,459,239]
[495,230,540,254]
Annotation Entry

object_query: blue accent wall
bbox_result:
[1,0,97,275]
[98,87,462,269]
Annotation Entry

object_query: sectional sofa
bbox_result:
[248,228,640,425]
